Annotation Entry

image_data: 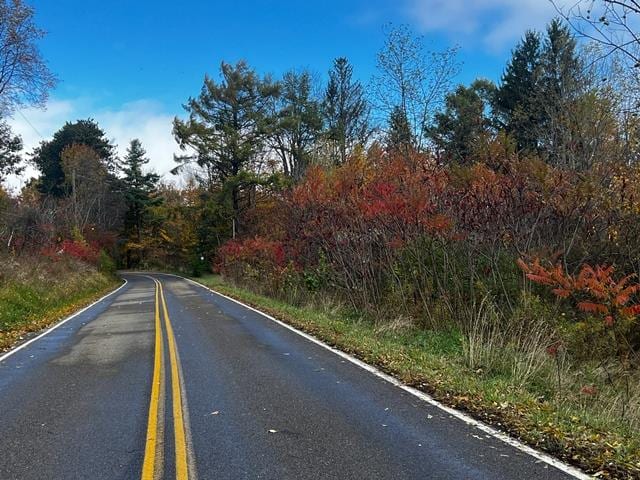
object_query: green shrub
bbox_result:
[98,250,117,275]
[189,254,207,277]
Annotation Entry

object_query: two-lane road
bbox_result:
[0,274,585,479]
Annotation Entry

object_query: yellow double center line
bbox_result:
[141,277,193,480]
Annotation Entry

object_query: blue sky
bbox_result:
[9,0,561,187]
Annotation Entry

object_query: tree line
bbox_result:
[2,7,639,270]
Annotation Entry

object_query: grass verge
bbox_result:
[0,257,121,353]
[193,273,640,479]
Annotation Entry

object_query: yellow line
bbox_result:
[158,280,189,480]
[141,279,164,480]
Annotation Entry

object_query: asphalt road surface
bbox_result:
[0,273,585,480]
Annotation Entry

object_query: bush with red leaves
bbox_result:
[41,239,100,265]
[217,237,286,277]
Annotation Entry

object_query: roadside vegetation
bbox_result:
[0,2,120,351]
[197,274,640,477]
[0,248,119,352]
[2,0,640,477]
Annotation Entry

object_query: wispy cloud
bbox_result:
[5,98,181,191]
[405,0,559,51]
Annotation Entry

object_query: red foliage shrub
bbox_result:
[216,237,286,276]
[41,239,100,265]
[217,146,640,327]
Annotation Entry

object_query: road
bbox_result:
[0,273,585,480]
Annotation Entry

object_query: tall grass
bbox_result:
[0,254,117,349]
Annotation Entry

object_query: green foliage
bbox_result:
[386,105,414,155]
[120,138,161,268]
[173,60,279,235]
[97,250,116,275]
[427,80,496,163]
[268,69,323,181]
[189,253,206,277]
[31,119,116,197]
[0,121,22,180]
[536,19,587,168]
[494,30,542,152]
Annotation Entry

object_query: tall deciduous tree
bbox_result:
[0,0,56,185]
[372,24,459,150]
[0,0,56,114]
[60,143,110,237]
[173,61,279,236]
[268,69,322,181]
[31,119,115,197]
[323,57,370,165]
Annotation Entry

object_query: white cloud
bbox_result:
[96,100,180,178]
[4,98,181,192]
[406,0,559,50]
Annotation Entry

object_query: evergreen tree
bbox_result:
[537,19,587,168]
[121,139,159,267]
[323,57,370,164]
[386,105,414,156]
[427,80,495,164]
[269,69,323,181]
[173,61,278,236]
[31,119,115,196]
[494,30,542,152]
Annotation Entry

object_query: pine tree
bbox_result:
[494,30,542,152]
[323,58,370,164]
[173,61,278,236]
[121,139,159,267]
[386,106,414,156]
[269,69,323,181]
[537,19,586,168]
[427,80,495,164]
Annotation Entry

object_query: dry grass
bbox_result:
[0,253,119,352]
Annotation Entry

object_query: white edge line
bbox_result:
[163,273,591,480]
[0,279,128,363]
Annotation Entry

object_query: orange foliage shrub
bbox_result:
[518,259,640,327]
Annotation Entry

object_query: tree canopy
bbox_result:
[31,119,115,197]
